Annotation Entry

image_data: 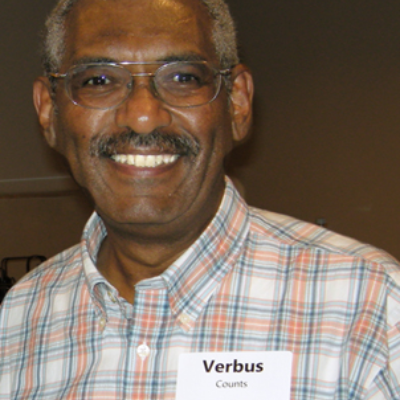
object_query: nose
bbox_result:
[115,78,172,134]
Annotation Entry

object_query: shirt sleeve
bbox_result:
[365,275,400,399]
[0,300,11,398]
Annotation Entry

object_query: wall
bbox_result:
[226,0,400,257]
[1,0,399,282]
[0,0,93,280]
[0,194,92,280]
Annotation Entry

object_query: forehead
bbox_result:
[63,0,216,65]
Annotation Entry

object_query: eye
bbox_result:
[171,73,201,84]
[162,69,208,91]
[70,66,122,92]
[83,75,112,86]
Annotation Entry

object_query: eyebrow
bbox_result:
[161,53,206,63]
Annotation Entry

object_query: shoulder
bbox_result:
[246,207,400,335]
[247,207,400,277]
[1,243,83,304]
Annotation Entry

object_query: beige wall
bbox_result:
[226,0,400,257]
[1,0,400,282]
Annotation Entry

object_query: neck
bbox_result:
[95,177,227,303]
[96,205,218,303]
[97,235,187,303]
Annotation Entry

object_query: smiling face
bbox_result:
[34,0,252,242]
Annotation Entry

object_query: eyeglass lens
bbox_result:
[66,62,222,109]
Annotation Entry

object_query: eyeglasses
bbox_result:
[50,61,232,110]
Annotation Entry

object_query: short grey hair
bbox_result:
[42,0,239,75]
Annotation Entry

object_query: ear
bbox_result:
[229,64,254,143]
[33,77,57,148]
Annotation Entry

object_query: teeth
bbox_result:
[136,155,145,167]
[145,155,155,167]
[112,154,179,167]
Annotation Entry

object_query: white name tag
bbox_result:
[176,351,292,400]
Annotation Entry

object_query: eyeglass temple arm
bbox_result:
[49,72,66,79]
[219,69,232,76]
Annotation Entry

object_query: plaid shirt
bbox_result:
[1,180,400,399]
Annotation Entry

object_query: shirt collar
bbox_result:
[80,212,110,313]
[159,178,250,330]
[80,178,250,330]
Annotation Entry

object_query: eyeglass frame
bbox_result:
[49,60,233,110]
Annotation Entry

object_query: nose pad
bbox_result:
[129,79,159,101]
[115,77,171,134]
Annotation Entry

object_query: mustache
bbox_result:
[90,129,201,158]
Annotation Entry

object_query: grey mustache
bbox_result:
[90,130,200,158]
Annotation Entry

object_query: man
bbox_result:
[0,0,399,398]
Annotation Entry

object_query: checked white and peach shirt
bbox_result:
[1,179,400,399]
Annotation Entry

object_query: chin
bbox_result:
[98,203,183,227]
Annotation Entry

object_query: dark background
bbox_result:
[1,0,400,279]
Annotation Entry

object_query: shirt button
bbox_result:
[137,342,150,359]
[179,314,190,324]
[99,317,107,331]
[107,291,117,303]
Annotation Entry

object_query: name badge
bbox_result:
[176,351,292,400]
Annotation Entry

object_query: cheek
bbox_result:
[51,114,97,189]
[176,98,234,156]
[53,105,110,158]
[204,107,234,160]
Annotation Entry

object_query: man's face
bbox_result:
[37,0,249,239]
